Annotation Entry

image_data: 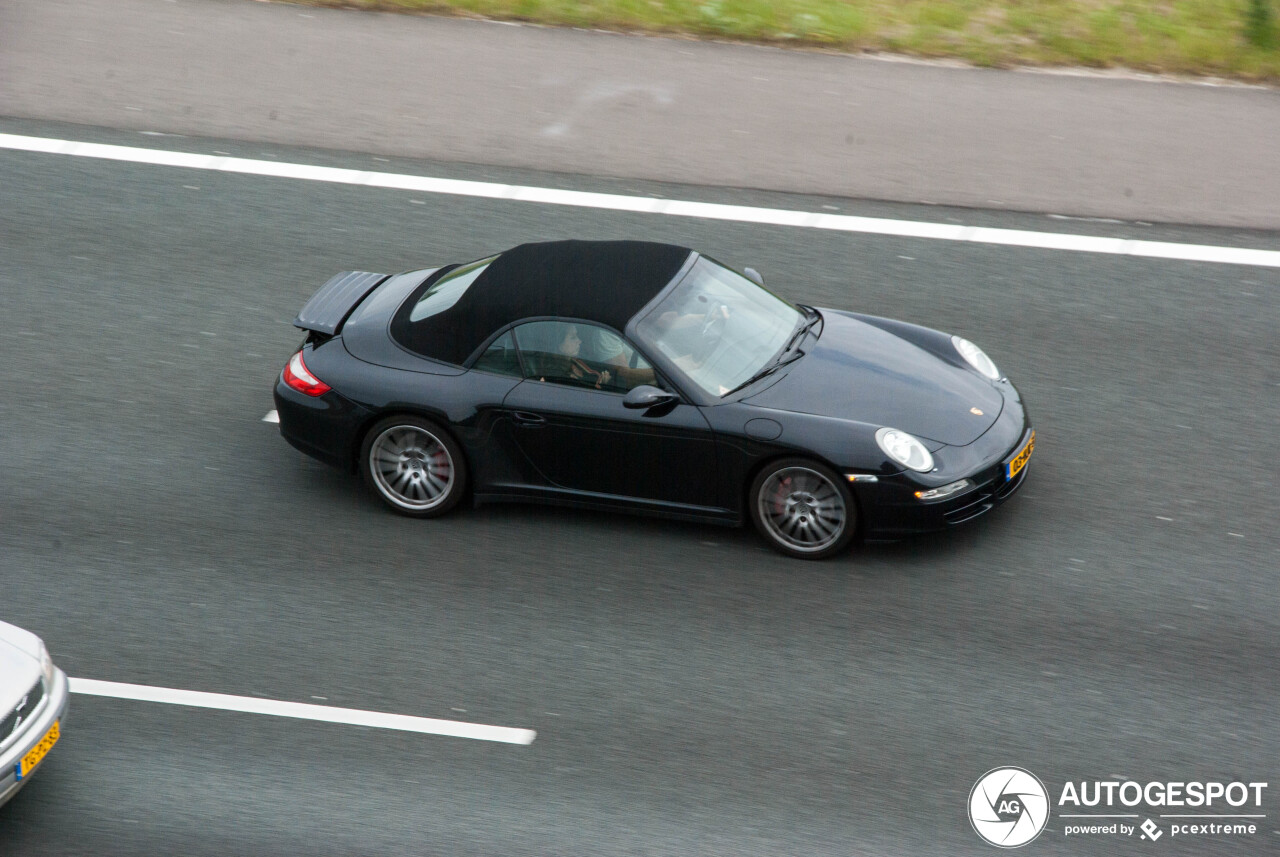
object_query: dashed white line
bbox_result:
[262,409,280,423]
[2,132,1278,269]
[70,677,537,745]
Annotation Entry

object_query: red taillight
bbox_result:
[282,350,331,397]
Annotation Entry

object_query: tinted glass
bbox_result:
[471,331,522,377]
[513,321,655,393]
[408,256,495,322]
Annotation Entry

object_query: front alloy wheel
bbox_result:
[749,458,856,559]
[361,416,466,517]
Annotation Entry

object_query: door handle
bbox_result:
[511,411,546,426]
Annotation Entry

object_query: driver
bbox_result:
[557,325,612,389]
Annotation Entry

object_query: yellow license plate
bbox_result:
[1005,430,1035,480]
[18,721,60,779]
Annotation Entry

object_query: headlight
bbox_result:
[875,427,934,472]
[38,641,55,686]
[952,335,1001,380]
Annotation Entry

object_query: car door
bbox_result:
[503,320,721,509]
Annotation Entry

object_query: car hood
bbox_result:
[742,311,1003,446]
[0,628,41,715]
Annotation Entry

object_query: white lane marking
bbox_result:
[2,132,1278,269]
[262,409,280,423]
[69,677,537,745]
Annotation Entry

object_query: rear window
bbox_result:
[407,256,495,322]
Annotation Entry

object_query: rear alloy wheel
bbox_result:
[749,458,857,559]
[361,416,467,517]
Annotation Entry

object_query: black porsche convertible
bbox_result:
[274,240,1033,559]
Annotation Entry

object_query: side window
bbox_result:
[471,331,522,377]
[512,321,657,393]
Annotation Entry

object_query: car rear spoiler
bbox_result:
[293,271,390,335]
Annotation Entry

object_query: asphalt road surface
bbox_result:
[1,116,1278,854]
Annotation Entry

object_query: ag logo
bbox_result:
[969,767,1050,848]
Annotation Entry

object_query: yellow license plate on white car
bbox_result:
[18,721,60,778]
[1005,431,1035,481]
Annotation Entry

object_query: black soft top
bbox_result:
[392,240,692,365]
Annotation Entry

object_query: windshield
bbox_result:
[633,257,802,397]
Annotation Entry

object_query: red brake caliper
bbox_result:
[770,476,791,516]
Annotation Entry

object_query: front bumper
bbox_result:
[0,667,70,808]
[860,435,1032,536]
[855,383,1033,537]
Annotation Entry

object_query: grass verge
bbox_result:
[294,0,1279,82]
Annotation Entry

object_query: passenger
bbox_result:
[649,303,730,372]
[587,328,663,391]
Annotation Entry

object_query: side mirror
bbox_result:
[623,385,677,410]
[743,267,764,287]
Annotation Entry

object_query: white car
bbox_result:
[0,620,69,808]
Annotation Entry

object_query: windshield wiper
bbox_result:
[721,349,805,398]
[720,308,820,398]
[781,306,822,356]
